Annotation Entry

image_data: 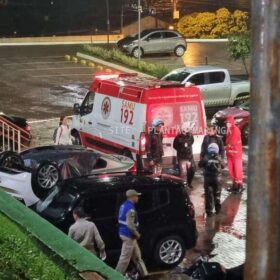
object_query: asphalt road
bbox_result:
[0,43,248,120]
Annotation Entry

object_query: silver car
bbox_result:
[117,29,187,58]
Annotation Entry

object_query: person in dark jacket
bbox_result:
[173,122,195,185]
[199,143,225,217]
[147,119,164,175]
[200,125,225,160]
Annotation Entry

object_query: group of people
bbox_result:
[147,116,244,217]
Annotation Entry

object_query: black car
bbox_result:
[34,173,197,268]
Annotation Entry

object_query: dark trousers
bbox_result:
[204,176,221,214]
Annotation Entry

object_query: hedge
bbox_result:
[0,213,79,280]
[82,45,169,78]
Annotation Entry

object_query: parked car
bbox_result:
[117,29,187,58]
[0,112,32,149]
[0,145,136,205]
[162,66,250,108]
[33,173,197,268]
[211,101,250,144]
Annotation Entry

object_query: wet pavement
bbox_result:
[0,44,248,279]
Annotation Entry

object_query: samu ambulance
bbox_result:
[71,73,206,170]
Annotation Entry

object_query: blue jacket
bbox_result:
[118,200,139,238]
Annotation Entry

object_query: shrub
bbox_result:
[0,213,78,280]
[178,8,249,39]
[82,45,169,78]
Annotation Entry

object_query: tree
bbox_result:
[177,8,249,39]
[228,33,250,75]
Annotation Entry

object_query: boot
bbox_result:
[235,183,245,193]
[227,182,238,193]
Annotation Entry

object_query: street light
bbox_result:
[137,0,141,63]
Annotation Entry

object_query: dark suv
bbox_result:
[34,174,197,268]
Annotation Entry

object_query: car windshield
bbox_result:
[239,101,250,111]
[162,70,191,83]
[36,186,78,215]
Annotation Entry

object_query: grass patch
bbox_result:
[0,213,79,280]
[82,45,169,78]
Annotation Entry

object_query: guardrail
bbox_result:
[0,190,124,280]
[0,115,31,153]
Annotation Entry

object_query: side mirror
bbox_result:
[73,103,80,115]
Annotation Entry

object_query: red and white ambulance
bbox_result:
[71,73,206,170]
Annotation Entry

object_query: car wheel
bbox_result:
[32,161,61,197]
[234,94,249,106]
[0,151,24,170]
[174,46,186,57]
[154,235,185,267]
[242,124,249,145]
[132,47,143,59]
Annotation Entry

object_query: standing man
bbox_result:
[173,122,195,186]
[68,207,106,260]
[199,143,225,217]
[200,125,225,160]
[225,116,244,193]
[147,119,164,175]
[116,189,148,278]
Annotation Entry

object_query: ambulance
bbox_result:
[71,73,206,170]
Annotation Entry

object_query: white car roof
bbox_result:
[172,66,227,73]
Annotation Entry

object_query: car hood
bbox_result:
[215,107,249,119]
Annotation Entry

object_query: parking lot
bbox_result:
[0,44,248,279]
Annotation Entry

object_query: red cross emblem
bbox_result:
[101,97,111,119]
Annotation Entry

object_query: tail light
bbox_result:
[139,132,147,155]
[128,163,137,174]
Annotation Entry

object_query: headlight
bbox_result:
[235,118,243,124]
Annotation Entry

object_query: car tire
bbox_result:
[241,124,249,145]
[32,161,61,197]
[174,46,186,57]
[154,235,185,268]
[0,151,24,170]
[132,47,143,59]
[234,94,249,106]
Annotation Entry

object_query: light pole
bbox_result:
[105,0,110,48]
[137,0,141,62]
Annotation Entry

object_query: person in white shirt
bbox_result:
[55,116,71,145]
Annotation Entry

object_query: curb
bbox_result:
[76,52,154,78]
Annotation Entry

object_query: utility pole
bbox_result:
[105,0,110,48]
[245,0,280,279]
[137,0,141,62]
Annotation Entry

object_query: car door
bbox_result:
[207,71,231,106]
[82,192,120,255]
[161,31,179,52]
[79,91,96,135]
[142,31,162,54]
[186,73,211,103]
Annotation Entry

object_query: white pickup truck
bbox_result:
[162,66,250,107]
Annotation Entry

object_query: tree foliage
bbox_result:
[178,8,249,39]
[228,32,250,74]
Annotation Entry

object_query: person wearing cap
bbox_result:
[147,118,164,175]
[68,207,106,260]
[116,189,148,278]
[199,143,225,217]
[173,122,195,186]
[225,115,244,193]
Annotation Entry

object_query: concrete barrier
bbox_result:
[0,190,124,280]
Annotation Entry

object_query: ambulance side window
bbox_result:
[81,92,95,115]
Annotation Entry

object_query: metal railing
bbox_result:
[0,116,31,153]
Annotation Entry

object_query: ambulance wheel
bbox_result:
[132,47,143,59]
[122,149,133,160]
[174,45,186,57]
[154,235,185,267]
[0,151,24,170]
[71,131,81,145]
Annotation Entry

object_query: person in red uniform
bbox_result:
[225,115,244,193]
